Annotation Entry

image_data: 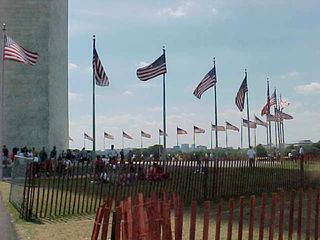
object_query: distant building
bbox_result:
[181,144,189,152]
[196,145,207,151]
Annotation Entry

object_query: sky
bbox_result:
[68,0,320,150]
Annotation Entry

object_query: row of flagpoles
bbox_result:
[1,28,293,157]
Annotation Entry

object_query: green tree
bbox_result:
[255,144,268,157]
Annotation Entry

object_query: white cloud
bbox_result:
[138,61,149,68]
[68,63,79,71]
[159,1,193,18]
[122,90,133,96]
[280,71,300,79]
[295,82,320,94]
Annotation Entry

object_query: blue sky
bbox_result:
[68,0,320,150]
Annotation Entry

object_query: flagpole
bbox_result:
[162,47,167,160]
[176,127,179,147]
[245,70,251,148]
[240,118,243,149]
[122,131,124,150]
[226,128,228,148]
[103,135,105,150]
[213,58,218,148]
[92,35,96,157]
[267,79,272,150]
[193,126,195,147]
[254,126,257,148]
[0,23,5,180]
[140,130,143,156]
[84,135,86,149]
[210,123,213,150]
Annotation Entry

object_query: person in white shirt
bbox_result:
[247,146,256,168]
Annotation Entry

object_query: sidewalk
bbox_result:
[0,191,19,240]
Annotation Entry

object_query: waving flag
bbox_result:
[275,109,293,120]
[194,126,205,134]
[261,89,276,116]
[177,127,187,135]
[193,67,216,99]
[254,115,268,127]
[104,132,114,140]
[211,124,225,131]
[137,53,167,81]
[242,119,257,128]
[235,75,248,112]
[267,114,280,122]
[123,131,133,140]
[226,122,239,132]
[93,46,109,86]
[280,99,290,109]
[84,133,94,141]
[141,130,151,138]
[68,136,73,141]
[4,35,38,65]
[159,129,168,136]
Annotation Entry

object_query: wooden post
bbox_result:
[258,192,266,240]
[315,187,320,240]
[297,188,303,240]
[268,193,276,240]
[278,192,285,240]
[215,201,222,240]
[238,196,244,240]
[306,187,312,240]
[227,199,234,240]
[202,201,211,240]
[248,195,256,240]
[189,201,197,240]
[288,190,295,240]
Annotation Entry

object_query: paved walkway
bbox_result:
[0,192,19,240]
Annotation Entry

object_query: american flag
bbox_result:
[280,99,290,110]
[235,75,248,112]
[159,129,168,136]
[242,118,257,128]
[194,126,205,134]
[104,132,114,140]
[211,124,225,131]
[4,35,38,65]
[261,89,276,116]
[93,46,109,86]
[177,127,187,135]
[275,109,293,120]
[193,67,216,99]
[226,122,239,132]
[141,130,151,138]
[254,115,268,127]
[84,133,94,141]
[267,114,280,122]
[136,53,167,81]
[123,131,133,140]
[68,136,74,141]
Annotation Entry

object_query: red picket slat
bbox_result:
[189,201,197,240]
[306,187,312,240]
[259,192,266,240]
[268,193,276,240]
[248,195,256,240]
[288,190,295,240]
[215,201,222,240]
[227,199,234,240]
[278,192,285,240]
[297,188,303,240]
[202,201,210,240]
[238,196,244,240]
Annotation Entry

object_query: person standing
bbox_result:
[2,145,9,167]
[39,147,48,174]
[247,146,256,168]
[108,145,118,165]
[299,146,304,162]
[50,146,57,171]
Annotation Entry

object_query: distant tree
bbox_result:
[255,144,268,157]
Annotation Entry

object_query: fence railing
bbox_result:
[12,155,320,220]
[92,187,320,240]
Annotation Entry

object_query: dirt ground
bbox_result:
[0,181,94,240]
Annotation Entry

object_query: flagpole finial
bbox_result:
[2,23,5,31]
[213,57,216,66]
[93,35,95,39]
[162,46,166,53]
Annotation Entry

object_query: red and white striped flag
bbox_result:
[193,67,217,99]
[68,136,73,141]
[123,131,133,140]
[242,118,257,128]
[254,115,268,127]
[93,46,109,86]
[104,132,114,140]
[211,124,225,131]
[177,127,187,135]
[194,126,205,134]
[261,89,276,116]
[4,35,38,65]
[141,130,151,138]
[84,133,94,141]
[159,129,168,136]
[280,99,290,109]
[226,122,239,132]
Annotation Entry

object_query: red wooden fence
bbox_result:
[92,187,320,240]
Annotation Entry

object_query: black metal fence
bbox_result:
[10,155,320,220]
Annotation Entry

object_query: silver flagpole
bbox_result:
[176,127,179,147]
[210,123,213,150]
[140,131,143,156]
[0,23,5,179]
[240,118,243,148]
[92,35,96,158]
[226,128,228,148]
[213,58,218,148]
[245,70,251,148]
[162,47,167,160]
[122,131,124,150]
